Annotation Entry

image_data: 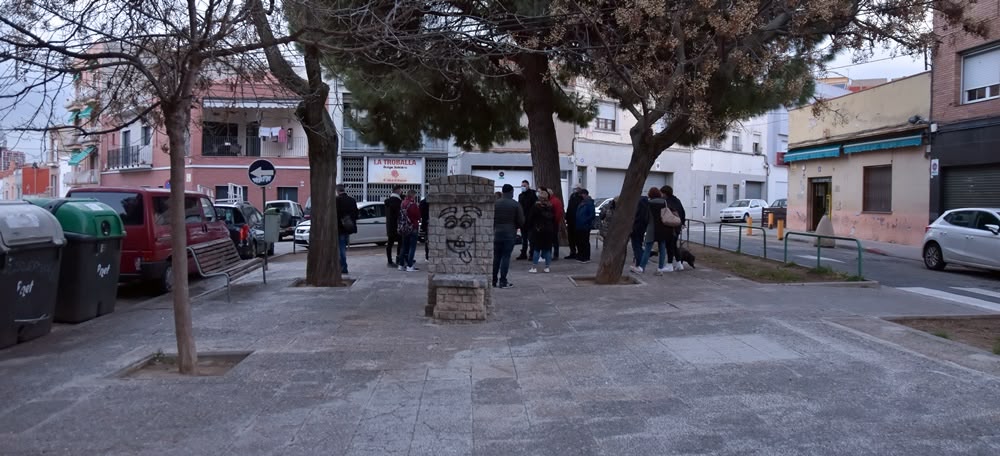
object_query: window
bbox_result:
[716,184,727,203]
[862,165,892,212]
[711,136,725,149]
[733,184,740,200]
[963,46,1000,104]
[944,211,975,227]
[731,134,743,152]
[215,185,248,202]
[752,133,762,154]
[359,205,378,220]
[974,211,1000,231]
[72,191,144,225]
[121,130,131,148]
[595,102,616,131]
[277,187,299,203]
[200,198,217,223]
[142,126,152,146]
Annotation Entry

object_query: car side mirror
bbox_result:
[986,224,1000,235]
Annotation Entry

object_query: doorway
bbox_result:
[702,186,711,218]
[808,177,832,231]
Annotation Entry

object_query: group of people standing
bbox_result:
[628,185,687,275]
[384,186,428,272]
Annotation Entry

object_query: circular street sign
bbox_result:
[248,159,276,187]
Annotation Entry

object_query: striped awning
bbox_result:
[843,134,923,154]
[77,105,94,120]
[783,145,841,163]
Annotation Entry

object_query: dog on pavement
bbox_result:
[678,241,696,269]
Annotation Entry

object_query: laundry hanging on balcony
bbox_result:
[259,126,282,141]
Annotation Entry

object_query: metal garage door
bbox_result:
[644,172,670,193]
[745,181,764,199]
[595,169,626,199]
[943,165,1000,210]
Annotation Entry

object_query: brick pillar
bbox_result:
[424,175,495,320]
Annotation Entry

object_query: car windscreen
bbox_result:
[73,191,145,225]
[216,206,245,225]
[728,200,750,208]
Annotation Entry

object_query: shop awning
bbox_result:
[843,134,923,154]
[783,145,841,163]
[67,110,79,123]
[77,105,94,120]
[68,145,96,166]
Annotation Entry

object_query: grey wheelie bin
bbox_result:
[32,198,125,323]
[0,201,65,347]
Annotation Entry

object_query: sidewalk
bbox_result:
[1,246,998,455]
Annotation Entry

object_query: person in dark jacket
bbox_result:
[384,186,403,267]
[565,186,583,259]
[525,189,557,273]
[493,184,525,288]
[336,185,359,275]
[574,189,596,263]
[637,187,672,274]
[661,185,686,271]
[419,196,429,260]
[516,180,538,260]
[398,190,422,272]
[629,195,650,272]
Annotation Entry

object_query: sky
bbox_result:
[0,49,930,164]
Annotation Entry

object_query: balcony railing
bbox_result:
[64,169,98,186]
[342,128,447,152]
[107,145,153,170]
[202,135,307,158]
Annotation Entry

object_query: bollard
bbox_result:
[777,220,785,240]
[768,213,775,229]
[746,216,754,236]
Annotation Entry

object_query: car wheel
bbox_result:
[160,262,174,294]
[743,213,750,223]
[923,242,946,271]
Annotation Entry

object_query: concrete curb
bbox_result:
[775,280,881,289]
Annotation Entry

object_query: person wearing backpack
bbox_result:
[637,187,673,274]
[526,189,557,273]
[397,190,422,272]
[336,185,359,275]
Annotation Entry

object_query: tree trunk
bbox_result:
[163,104,197,374]
[520,53,563,202]
[594,142,657,284]
[299,47,343,287]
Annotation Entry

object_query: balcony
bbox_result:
[64,169,98,186]
[201,135,307,158]
[342,128,447,153]
[107,145,153,171]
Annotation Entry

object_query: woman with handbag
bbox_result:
[635,187,674,275]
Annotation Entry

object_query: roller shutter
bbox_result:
[942,165,1000,209]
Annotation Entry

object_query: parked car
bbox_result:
[294,201,389,248]
[770,198,787,208]
[66,187,231,292]
[761,198,788,227]
[719,199,769,223]
[922,208,1000,272]
[264,199,305,240]
[215,201,274,259]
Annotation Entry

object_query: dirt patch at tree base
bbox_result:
[687,244,862,283]
[118,351,252,379]
[290,278,356,288]
[569,275,643,286]
[890,316,1000,355]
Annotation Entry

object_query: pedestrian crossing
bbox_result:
[897,287,1000,313]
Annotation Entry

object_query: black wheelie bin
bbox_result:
[0,201,65,347]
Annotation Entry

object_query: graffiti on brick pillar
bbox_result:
[439,205,482,264]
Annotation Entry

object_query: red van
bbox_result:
[66,187,230,292]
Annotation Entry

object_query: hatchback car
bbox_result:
[923,208,1000,272]
[215,201,273,259]
[719,199,769,223]
[294,201,389,248]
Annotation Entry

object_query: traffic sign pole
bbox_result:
[248,159,277,265]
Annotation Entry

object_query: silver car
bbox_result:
[294,201,389,247]
[923,208,1000,272]
[719,199,769,223]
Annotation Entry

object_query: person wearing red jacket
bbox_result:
[398,190,423,272]
[546,187,564,261]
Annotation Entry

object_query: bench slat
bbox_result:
[187,239,265,299]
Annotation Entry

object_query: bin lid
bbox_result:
[37,198,126,238]
[0,201,66,251]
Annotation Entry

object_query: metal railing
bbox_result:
[203,135,308,158]
[684,219,707,246]
[717,223,769,258]
[783,231,864,278]
[107,145,152,170]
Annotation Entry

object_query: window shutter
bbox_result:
[597,102,616,119]
[963,48,1000,91]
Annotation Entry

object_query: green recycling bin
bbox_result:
[0,201,65,347]
[32,198,125,323]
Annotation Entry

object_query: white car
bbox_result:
[923,208,1000,272]
[719,199,769,223]
[294,201,390,247]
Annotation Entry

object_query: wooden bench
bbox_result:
[188,238,266,301]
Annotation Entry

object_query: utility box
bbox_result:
[263,212,280,244]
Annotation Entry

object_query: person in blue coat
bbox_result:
[574,189,596,263]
